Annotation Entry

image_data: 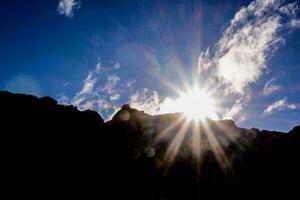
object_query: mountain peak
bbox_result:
[112,104,150,122]
[1,91,300,199]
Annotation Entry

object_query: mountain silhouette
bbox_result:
[1,91,299,199]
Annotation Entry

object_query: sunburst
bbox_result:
[154,83,234,174]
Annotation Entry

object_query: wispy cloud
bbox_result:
[263,78,281,96]
[289,19,300,28]
[126,80,136,88]
[129,88,161,115]
[280,2,298,17]
[59,62,112,114]
[101,75,120,94]
[216,0,295,94]
[263,97,297,115]
[223,100,244,121]
[59,61,137,120]
[95,62,102,73]
[110,94,121,101]
[113,62,121,69]
[197,48,212,74]
[57,0,81,17]
[71,65,101,110]
[198,0,299,120]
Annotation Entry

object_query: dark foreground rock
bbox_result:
[0,91,299,199]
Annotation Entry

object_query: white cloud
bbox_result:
[79,72,96,95]
[222,94,251,122]
[59,62,115,114]
[102,74,120,94]
[95,62,102,73]
[197,48,212,74]
[263,78,281,95]
[223,102,243,121]
[197,0,299,120]
[263,97,297,115]
[59,61,130,121]
[57,0,81,17]
[113,62,121,69]
[72,71,97,106]
[216,0,286,94]
[62,82,70,88]
[70,63,122,110]
[126,80,136,88]
[289,19,300,28]
[279,2,298,17]
[110,94,121,101]
[129,88,161,115]
[57,94,69,105]
[71,66,120,114]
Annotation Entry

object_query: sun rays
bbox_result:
[155,115,235,175]
[151,82,237,174]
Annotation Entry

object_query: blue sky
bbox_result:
[0,0,299,131]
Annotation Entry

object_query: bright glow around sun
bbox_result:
[160,87,219,121]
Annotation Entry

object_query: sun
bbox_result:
[160,87,219,121]
[157,86,223,166]
[177,88,218,121]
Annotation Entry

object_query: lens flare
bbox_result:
[154,84,236,175]
[160,87,219,121]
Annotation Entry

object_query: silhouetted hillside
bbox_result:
[1,91,299,199]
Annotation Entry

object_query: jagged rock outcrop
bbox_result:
[1,91,300,199]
